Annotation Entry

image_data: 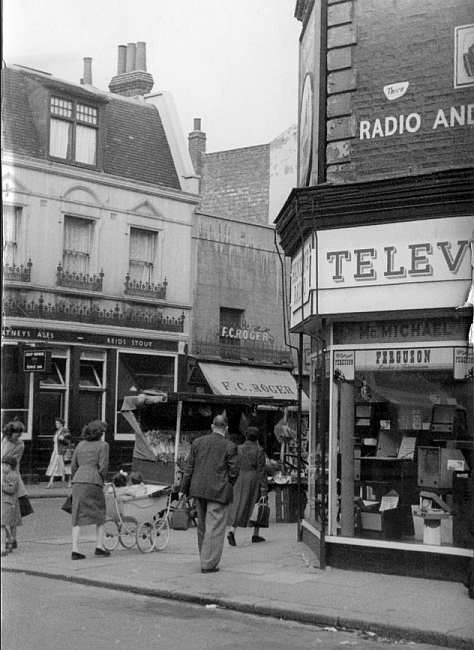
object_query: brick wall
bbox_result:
[200,145,271,225]
[324,0,474,184]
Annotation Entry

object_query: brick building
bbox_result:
[178,120,308,461]
[2,44,199,476]
[276,1,473,580]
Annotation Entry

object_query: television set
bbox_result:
[418,446,466,489]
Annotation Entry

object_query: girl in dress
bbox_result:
[1,456,20,556]
[46,418,72,488]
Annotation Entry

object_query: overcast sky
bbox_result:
[3,0,300,152]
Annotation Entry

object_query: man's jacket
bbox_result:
[181,432,239,504]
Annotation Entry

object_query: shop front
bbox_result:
[276,170,474,580]
[1,324,183,478]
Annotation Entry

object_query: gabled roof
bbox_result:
[2,65,181,190]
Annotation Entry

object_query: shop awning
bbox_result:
[198,362,301,403]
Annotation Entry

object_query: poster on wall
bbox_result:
[454,346,474,379]
[455,24,474,88]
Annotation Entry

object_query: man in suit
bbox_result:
[181,414,239,573]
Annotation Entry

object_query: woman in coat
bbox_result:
[70,420,110,560]
[46,418,72,488]
[1,420,27,549]
[227,426,268,546]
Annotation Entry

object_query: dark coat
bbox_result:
[230,440,268,527]
[181,432,239,505]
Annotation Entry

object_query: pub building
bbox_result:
[274,0,474,580]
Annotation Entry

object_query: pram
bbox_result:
[104,484,172,553]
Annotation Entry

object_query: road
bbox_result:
[2,573,448,650]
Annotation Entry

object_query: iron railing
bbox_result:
[194,337,292,365]
[56,263,104,291]
[124,273,167,299]
[3,295,185,333]
[3,259,32,283]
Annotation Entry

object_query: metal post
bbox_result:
[297,332,303,539]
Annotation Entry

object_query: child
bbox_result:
[2,456,20,556]
[106,470,129,496]
[122,472,147,498]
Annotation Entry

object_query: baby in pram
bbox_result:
[107,471,147,499]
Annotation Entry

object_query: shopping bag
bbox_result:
[18,495,34,517]
[249,496,270,528]
[61,495,72,514]
[170,496,192,530]
[62,445,74,463]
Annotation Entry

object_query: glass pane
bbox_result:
[51,97,73,118]
[75,125,97,165]
[64,217,90,254]
[130,228,155,262]
[79,361,103,388]
[76,104,98,125]
[129,260,152,283]
[50,119,71,159]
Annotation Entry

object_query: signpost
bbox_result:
[23,349,51,372]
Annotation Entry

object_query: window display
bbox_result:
[336,356,473,549]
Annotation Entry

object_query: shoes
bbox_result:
[201,567,219,573]
[71,552,86,560]
[11,540,17,549]
[251,535,265,543]
[46,485,53,489]
[94,548,111,557]
[227,531,236,547]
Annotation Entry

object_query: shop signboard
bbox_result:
[290,216,472,324]
[23,349,51,372]
[333,350,355,381]
[355,347,454,372]
[454,346,474,379]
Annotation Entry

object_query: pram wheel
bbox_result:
[153,517,170,551]
[136,521,156,553]
[103,520,120,551]
[119,518,138,548]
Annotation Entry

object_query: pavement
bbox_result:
[2,484,473,649]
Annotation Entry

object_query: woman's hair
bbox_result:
[81,420,107,441]
[129,472,143,485]
[2,420,25,439]
[2,455,18,470]
[55,417,65,425]
[246,426,259,442]
[112,471,128,487]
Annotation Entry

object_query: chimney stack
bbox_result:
[136,42,147,71]
[82,57,93,85]
[108,42,154,97]
[117,45,127,74]
[188,119,207,190]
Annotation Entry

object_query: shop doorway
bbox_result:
[36,389,65,473]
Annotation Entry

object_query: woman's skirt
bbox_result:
[46,450,65,478]
[72,483,106,526]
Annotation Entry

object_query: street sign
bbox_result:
[23,349,51,372]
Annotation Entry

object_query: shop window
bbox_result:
[129,227,156,284]
[40,358,67,387]
[50,97,98,166]
[63,216,93,275]
[335,356,473,549]
[116,352,176,436]
[3,205,22,266]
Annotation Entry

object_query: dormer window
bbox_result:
[50,97,98,166]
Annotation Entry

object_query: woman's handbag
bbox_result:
[249,496,270,528]
[18,495,34,517]
[61,495,72,514]
[170,496,192,530]
[62,445,74,463]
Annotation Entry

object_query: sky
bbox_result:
[3,0,301,153]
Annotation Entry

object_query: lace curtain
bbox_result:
[63,217,91,274]
[129,229,155,283]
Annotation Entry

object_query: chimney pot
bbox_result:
[83,57,93,85]
[194,118,202,131]
[126,43,136,72]
[117,45,127,74]
[136,42,147,71]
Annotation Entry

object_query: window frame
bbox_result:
[128,226,158,285]
[49,95,100,168]
[3,205,23,267]
[63,215,94,276]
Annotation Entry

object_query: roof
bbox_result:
[2,65,181,190]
